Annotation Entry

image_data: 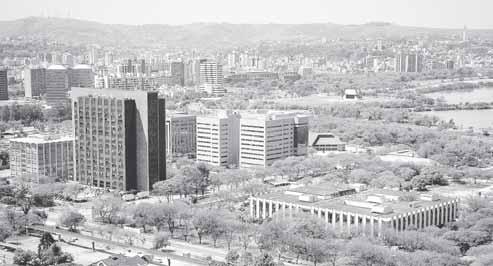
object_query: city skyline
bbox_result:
[1,0,493,29]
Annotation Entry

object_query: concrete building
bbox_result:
[200,60,225,95]
[196,111,240,167]
[0,69,8,101]
[239,112,310,168]
[395,52,423,73]
[250,184,459,236]
[72,88,166,191]
[166,113,196,160]
[46,65,69,107]
[24,68,46,98]
[10,135,74,182]
[70,64,94,88]
[170,61,185,86]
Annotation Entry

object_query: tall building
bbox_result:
[239,112,310,168]
[10,135,74,182]
[200,60,225,94]
[72,88,166,191]
[166,113,196,160]
[196,111,240,167]
[24,68,46,97]
[0,69,8,101]
[46,65,69,107]
[70,65,94,88]
[170,61,185,86]
[394,52,423,73]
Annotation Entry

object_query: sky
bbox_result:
[1,0,493,29]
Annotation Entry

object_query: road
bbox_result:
[31,225,208,266]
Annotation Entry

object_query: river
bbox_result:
[424,87,493,129]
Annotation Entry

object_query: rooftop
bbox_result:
[256,186,453,219]
[309,132,346,146]
[47,64,66,70]
[10,134,74,144]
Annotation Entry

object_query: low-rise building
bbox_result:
[9,135,74,181]
[249,183,458,236]
[309,132,346,152]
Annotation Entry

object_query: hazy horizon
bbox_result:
[1,0,493,29]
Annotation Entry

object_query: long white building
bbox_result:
[250,184,459,237]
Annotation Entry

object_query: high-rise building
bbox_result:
[0,69,8,101]
[70,65,94,88]
[46,65,69,107]
[166,113,196,160]
[10,135,74,182]
[394,52,423,73]
[24,68,46,97]
[239,112,310,168]
[72,88,166,191]
[196,111,240,167]
[200,60,225,94]
[170,61,185,86]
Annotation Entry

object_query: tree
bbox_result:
[256,218,290,260]
[13,250,39,266]
[153,232,170,250]
[254,253,276,266]
[92,195,125,224]
[443,229,491,254]
[38,232,56,253]
[130,203,155,232]
[192,208,215,244]
[0,223,12,242]
[58,210,85,232]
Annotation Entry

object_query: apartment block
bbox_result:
[10,135,74,182]
[166,113,196,160]
[72,88,166,191]
[239,112,310,168]
[196,111,240,167]
[200,60,225,95]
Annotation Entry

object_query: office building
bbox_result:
[196,111,240,167]
[250,184,459,237]
[24,68,46,97]
[170,61,185,86]
[239,112,309,168]
[46,65,69,107]
[10,135,74,182]
[166,113,196,160]
[200,60,225,94]
[0,69,8,101]
[72,88,166,191]
[70,64,94,88]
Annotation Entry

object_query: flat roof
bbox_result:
[10,135,74,144]
[288,183,354,196]
[255,188,455,218]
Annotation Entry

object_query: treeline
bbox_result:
[313,116,493,168]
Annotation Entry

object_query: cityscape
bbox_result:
[0,1,493,266]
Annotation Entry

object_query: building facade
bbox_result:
[239,112,309,168]
[196,112,240,167]
[166,113,196,160]
[200,60,225,94]
[10,135,74,182]
[46,65,69,107]
[70,65,94,88]
[24,68,46,98]
[0,70,8,101]
[250,186,459,237]
[72,88,166,191]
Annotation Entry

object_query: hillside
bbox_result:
[0,17,489,49]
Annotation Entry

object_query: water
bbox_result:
[426,87,493,105]
[427,109,493,130]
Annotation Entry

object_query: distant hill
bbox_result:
[0,17,490,49]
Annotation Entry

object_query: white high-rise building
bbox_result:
[239,112,310,168]
[196,111,240,167]
[200,60,225,94]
